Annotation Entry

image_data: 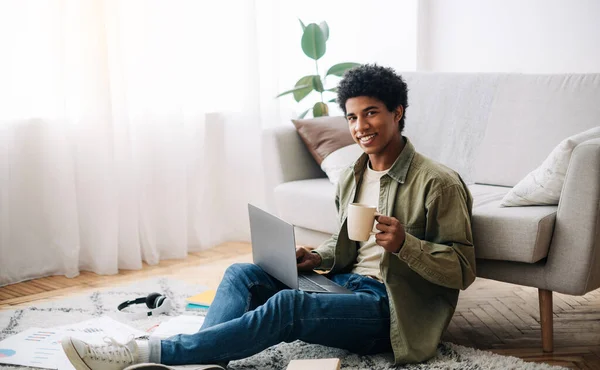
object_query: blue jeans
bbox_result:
[149,263,392,365]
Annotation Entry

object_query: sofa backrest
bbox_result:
[401,72,600,187]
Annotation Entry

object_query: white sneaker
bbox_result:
[61,336,141,370]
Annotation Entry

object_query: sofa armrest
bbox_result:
[262,125,325,184]
[546,137,600,293]
[262,125,325,212]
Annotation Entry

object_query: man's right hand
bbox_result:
[296,246,322,271]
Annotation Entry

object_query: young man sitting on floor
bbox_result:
[61,64,476,369]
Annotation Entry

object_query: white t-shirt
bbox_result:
[351,162,389,281]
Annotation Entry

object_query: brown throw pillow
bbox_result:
[292,116,355,165]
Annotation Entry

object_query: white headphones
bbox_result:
[117,292,172,320]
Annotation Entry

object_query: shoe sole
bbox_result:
[61,337,92,370]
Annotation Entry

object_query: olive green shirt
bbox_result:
[313,137,476,364]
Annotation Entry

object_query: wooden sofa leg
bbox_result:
[538,289,554,352]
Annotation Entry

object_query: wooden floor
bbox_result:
[1,242,600,369]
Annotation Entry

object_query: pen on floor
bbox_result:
[146,323,160,333]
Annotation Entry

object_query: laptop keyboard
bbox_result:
[298,275,329,292]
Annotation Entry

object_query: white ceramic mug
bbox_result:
[347,203,378,241]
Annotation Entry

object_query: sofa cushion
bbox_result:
[274,178,339,235]
[469,184,557,263]
[501,126,600,206]
[274,180,557,264]
[473,74,600,187]
[291,116,354,165]
[401,72,503,185]
[320,144,363,186]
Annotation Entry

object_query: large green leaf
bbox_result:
[319,21,329,41]
[301,24,326,60]
[293,76,315,102]
[326,62,360,77]
[275,84,311,98]
[312,75,324,92]
[298,109,310,119]
[326,87,338,93]
[313,102,329,117]
[299,18,306,31]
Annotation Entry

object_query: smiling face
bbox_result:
[345,96,404,171]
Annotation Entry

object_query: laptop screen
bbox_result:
[248,204,300,289]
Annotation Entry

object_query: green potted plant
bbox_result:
[276,20,360,118]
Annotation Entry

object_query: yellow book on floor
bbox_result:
[185,290,216,306]
[286,358,340,370]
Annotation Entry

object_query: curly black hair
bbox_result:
[337,64,409,132]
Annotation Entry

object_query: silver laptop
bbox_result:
[248,204,353,294]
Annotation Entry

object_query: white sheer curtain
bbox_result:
[0,0,281,285]
[0,0,419,285]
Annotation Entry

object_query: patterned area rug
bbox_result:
[0,278,564,370]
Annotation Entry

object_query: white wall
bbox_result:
[419,0,600,73]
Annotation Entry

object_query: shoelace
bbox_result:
[87,337,135,363]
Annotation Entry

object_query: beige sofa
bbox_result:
[263,72,600,352]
